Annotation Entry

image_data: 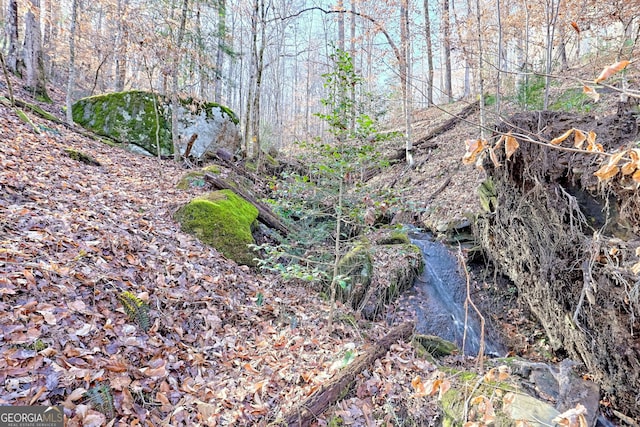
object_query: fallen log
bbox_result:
[203,172,291,236]
[283,321,415,426]
[391,101,480,161]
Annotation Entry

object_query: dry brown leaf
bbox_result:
[608,151,627,168]
[594,60,631,84]
[633,169,640,183]
[552,403,588,427]
[437,378,451,400]
[582,86,600,102]
[411,375,427,397]
[622,149,640,175]
[574,129,587,149]
[621,161,637,176]
[505,134,519,160]
[594,164,619,182]
[550,129,574,145]
[463,139,488,165]
[497,365,510,381]
[470,395,486,405]
[489,147,501,168]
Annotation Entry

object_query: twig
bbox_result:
[457,247,485,371]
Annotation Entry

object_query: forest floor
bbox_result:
[0,84,450,425]
[1,67,630,425]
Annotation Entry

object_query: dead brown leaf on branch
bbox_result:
[463,60,640,186]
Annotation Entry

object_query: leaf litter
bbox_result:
[0,100,442,425]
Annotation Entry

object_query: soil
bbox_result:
[475,109,640,420]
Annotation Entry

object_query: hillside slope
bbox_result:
[0,93,442,424]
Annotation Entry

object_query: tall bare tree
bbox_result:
[442,0,452,102]
[543,0,561,109]
[66,0,79,124]
[171,0,189,161]
[423,0,434,106]
[400,0,413,166]
[214,0,227,102]
[5,0,19,75]
[336,0,344,50]
[23,0,49,100]
[114,0,129,92]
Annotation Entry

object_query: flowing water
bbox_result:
[404,230,504,356]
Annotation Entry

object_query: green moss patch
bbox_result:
[174,189,259,266]
[176,165,221,190]
[376,230,410,245]
[336,244,373,304]
[65,148,101,166]
[72,90,172,156]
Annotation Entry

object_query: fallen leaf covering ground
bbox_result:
[0,93,445,425]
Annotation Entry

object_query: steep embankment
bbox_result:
[476,110,640,420]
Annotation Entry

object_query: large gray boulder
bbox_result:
[72,90,240,158]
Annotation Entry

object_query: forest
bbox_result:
[2,0,640,426]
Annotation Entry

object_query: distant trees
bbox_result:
[1,0,639,157]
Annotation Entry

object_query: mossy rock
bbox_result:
[341,239,423,319]
[72,90,172,156]
[64,148,101,166]
[336,244,373,305]
[176,165,221,190]
[413,335,458,358]
[376,230,410,245]
[174,189,259,266]
[72,91,240,158]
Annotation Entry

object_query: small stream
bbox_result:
[404,230,504,356]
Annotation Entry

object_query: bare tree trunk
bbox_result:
[171,0,189,161]
[543,0,561,110]
[23,0,49,100]
[114,0,129,92]
[66,0,79,125]
[442,0,452,102]
[423,0,434,106]
[558,27,569,71]
[336,0,344,50]
[253,0,266,164]
[496,0,504,113]
[214,0,226,103]
[400,0,413,166]
[5,0,18,75]
[475,0,485,140]
[349,0,356,131]
[522,0,530,108]
[195,4,206,99]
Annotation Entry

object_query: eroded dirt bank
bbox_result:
[475,110,640,419]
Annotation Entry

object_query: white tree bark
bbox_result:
[66,0,79,125]
[23,0,49,99]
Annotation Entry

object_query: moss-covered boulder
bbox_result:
[337,229,424,319]
[72,91,171,155]
[336,244,373,305]
[174,190,259,266]
[72,90,240,157]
